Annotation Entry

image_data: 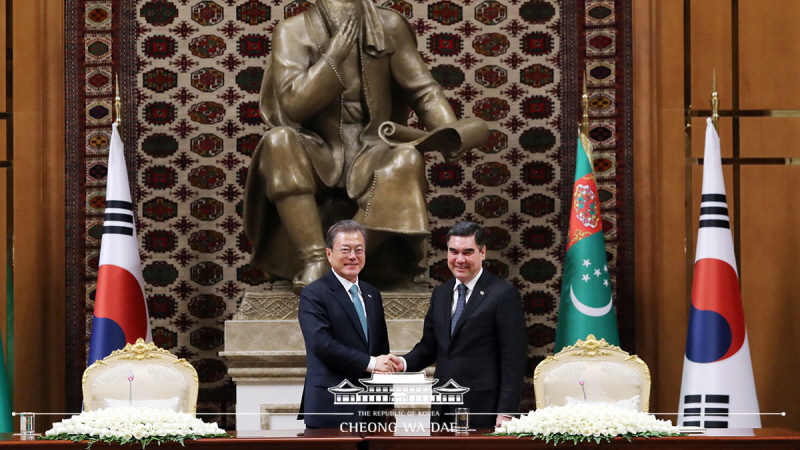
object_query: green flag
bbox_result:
[554,134,620,352]
[0,335,10,432]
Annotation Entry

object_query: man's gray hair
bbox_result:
[325,220,367,249]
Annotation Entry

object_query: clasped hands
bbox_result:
[373,354,406,373]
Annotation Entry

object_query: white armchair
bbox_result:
[82,339,199,414]
[533,334,651,412]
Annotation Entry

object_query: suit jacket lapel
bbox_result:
[451,272,490,338]
[438,279,455,347]
[326,272,369,347]
[362,285,379,353]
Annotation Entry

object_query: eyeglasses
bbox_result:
[336,247,364,256]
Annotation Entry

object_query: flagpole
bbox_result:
[115,74,122,126]
[88,72,152,364]
[581,69,589,137]
[711,71,719,132]
[553,70,620,351]
[580,69,592,161]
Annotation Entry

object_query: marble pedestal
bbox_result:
[221,290,431,431]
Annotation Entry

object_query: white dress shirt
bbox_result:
[451,268,483,315]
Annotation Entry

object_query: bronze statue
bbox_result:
[243,0,488,293]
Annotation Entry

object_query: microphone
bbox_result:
[579,378,587,402]
[127,373,135,407]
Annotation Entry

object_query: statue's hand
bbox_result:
[326,16,358,65]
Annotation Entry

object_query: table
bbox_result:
[366,428,800,450]
[0,430,361,450]
[1,428,798,450]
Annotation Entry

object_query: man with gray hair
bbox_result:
[297,220,395,428]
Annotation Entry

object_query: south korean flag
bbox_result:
[678,118,760,429]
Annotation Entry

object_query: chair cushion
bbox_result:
[88,363,190,412]
[564,394,640,411]
[104,396,181,412]
[542,360,643,406]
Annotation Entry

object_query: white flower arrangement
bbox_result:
[490,403,682,445]
[39,407,227,448]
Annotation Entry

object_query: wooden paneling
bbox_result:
[690,0,733,111]
[739,166,800,428]
[0,122,6,163]
[633,0,688,419]
[739,0,800,110]
[0,0,8,363]
[631,0,658,393]
[0,166,7,366]
[740,117,800,158]
[635,0,800,432]
[0,0,6,113]
[11,0,65,422]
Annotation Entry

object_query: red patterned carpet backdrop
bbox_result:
[65,0,632,425]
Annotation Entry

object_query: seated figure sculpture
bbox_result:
[244,0,487,293]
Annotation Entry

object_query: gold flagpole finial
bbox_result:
[581,68,589,136]
[115,73,122,125]
[578,68,593,160]
[711,70,719,131]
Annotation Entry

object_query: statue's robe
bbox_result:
[243,1,457,283]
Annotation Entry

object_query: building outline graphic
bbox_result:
[328,372,470,405]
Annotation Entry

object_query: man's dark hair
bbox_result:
[325,220,367,249]
[446,221,485,248]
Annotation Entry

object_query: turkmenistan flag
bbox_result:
[554,133,620,352]
[0,335,11,432]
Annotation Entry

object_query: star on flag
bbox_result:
[578,258,611,287]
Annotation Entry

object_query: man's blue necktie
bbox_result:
[349,284,368,341]
[451,283,467,335]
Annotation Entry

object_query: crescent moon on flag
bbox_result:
[570,285,613,317]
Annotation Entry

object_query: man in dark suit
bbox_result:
[390,221,527,429]
[298,220,395,429]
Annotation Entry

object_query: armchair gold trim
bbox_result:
[82,339,199,414]
[533,335,651,412]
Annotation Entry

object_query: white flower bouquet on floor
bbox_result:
[39,407,227,448]
[490,403,682,445]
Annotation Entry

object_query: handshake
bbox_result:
[374,354,405,373]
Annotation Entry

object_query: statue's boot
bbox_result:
[293,248,329,294]
[275,195,330,294]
